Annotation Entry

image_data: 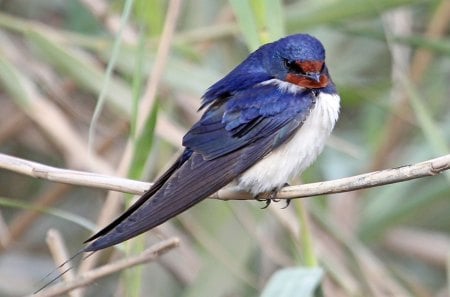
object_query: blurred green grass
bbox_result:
[0,0,449,296]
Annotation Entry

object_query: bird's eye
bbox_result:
[283,59,305,74]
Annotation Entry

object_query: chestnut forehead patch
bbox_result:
[296,61,324,73]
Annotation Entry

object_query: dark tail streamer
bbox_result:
[33,248,94,294]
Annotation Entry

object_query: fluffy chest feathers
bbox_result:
[237,90,340,195]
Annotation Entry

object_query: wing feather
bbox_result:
[184,84,314,160]
[84,137,276,251]
[84,83,316,251]
[83,150,192,243]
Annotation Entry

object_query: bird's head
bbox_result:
[201,34,333,108]
[263,34,330,89]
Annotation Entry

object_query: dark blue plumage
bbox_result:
[83,34,339,251]
[184,85,315,160]
[201,34,326,107]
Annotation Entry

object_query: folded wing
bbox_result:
[84,84,315,252]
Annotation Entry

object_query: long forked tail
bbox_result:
[33,151,191,294]
[35,134,279,292]
[33,248,95,294]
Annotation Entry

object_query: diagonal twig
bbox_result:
[31,237,180,297]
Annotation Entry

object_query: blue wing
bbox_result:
[84,83,316,251]
[184,84,315,159]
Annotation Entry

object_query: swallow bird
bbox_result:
[84,34,340,252]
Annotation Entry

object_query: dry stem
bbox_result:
[31,237,180,297]
[1,153,448,201]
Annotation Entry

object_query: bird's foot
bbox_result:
[281,198,291,209]
[255,184,291,209]
[255,184,290,209]
[255,189,278,209]
[280,183,291,209]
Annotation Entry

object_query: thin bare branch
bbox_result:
[31,237,180,297]
[0,153,149,195]
[217,154,450,201]
[1,153,448,201]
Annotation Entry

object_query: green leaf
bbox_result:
[260,267,323,297]
[294,200,318,267]
[286,0,428,30]
[398,35,450,56]
[27,31,131,114]
[0,53,32,108]
[229,0,261,50]
[135,0,164,36]
[88,0,134,151]
[128,100,159,180]
[127,54,158,297]
[340,26,450,56]
[130,29,148,139]
[263,0,285,41]
[230,0,285,47]
[403,79,449,158]
[0,197,96,231]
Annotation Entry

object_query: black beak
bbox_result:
[306,73,321,83]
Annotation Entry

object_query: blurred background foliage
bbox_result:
[0,0,449,296]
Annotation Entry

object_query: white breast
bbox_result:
[237,91,340,195]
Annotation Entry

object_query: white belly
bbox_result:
[237,92,340,195]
